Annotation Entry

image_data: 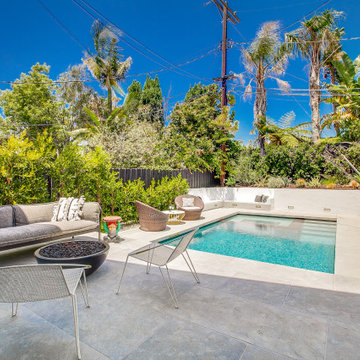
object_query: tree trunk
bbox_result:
[330,66,340,136]
[107,87,112,116]
[254,78,267,157]
[309,61,321,142]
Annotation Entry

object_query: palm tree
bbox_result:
[252,111,311,146]
[284,10,343,143]
[237,21,290,156]
[322,52,360,139]
[83,21,132,116]
[70,107,124,140]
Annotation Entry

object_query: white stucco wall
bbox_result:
[189,187,360,217]
[272,188,360,216]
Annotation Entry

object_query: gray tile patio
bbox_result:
[1,251,360,359]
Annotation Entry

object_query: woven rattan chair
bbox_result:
[175,195,204,220]
[116,228,200,308]
[135,200,168,231]
[0,264,90,360]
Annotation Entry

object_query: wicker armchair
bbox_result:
[175,195,204,220]
[135,201,168,231]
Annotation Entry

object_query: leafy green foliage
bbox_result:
[0,132,55,205]
[308,177,322,188]
[145,175,189,210]
[323,52,360,141]
[0,133,188,222]
[267,177,285,188]
[123,76,164,126]
[226,151,267,186]
[253,112,311,146]
[228,143,360,185]
[0,63,68,145]
[167,83,239,176]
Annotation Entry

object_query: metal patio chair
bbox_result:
[116,228,200,308]
[0,264,90,360]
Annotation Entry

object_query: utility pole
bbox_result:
[209,0,240,186]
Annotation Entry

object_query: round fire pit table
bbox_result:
[34,240,109,275]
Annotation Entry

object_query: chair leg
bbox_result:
[116,255,129,295]
[71,295,81,360]
[11,303,18,317]
[146,247,155,274]
[146,261,152,274]
[159,266,179,309]
[182,250,200,284]
[79,272,90,308]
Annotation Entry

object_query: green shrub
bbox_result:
[282,177,290,187]
[295,178,306,188]
[308,177,322,188]
[227,150,267,186]
[267,177,285,188]
[0,132,55,205]
[145,174,189,210]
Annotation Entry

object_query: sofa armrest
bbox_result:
[82,202,101,223]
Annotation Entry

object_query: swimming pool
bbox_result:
[165,215,337,273]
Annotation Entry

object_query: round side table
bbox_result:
[102,216,122,243]
[162,210,185,225]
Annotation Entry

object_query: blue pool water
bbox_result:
[165,215,337,273]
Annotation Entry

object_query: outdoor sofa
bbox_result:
[0,202,101,251]
[188,187,274,211]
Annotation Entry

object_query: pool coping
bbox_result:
[108,208,360,295]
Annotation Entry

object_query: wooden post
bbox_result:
[209,0,240,187]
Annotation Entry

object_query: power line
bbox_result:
[0,45,220,86]
[235,0,325,13]
[71,0,212,82]
[126,44,221,78]
[36,0,88,51]
[232,36,360,47]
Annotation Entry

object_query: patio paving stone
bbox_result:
[124,319,246,360]
[241,345,293,360]
[0,305,110,360]
[165,286,327,360]
[283,286,360,331]
[326,322,360,360]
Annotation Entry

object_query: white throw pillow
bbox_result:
[51,196,85,222]
[51,198,66,222]
[182,197,195,207]
[67,196,86,221]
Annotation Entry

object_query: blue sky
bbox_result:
[0,0,359,142]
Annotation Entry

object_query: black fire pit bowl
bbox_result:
[34,240,110,276]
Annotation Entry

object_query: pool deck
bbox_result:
[1,207,360,359]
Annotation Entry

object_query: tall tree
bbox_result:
[323,52,360,141]
[123,80,142,121]
[238,21,290,156]
[167,83,238,174]
[83,20,132,115]
[139,75,164,126]
[0,63,67,145]
[284,10,343,143]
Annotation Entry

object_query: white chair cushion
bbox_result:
[182,198,195,207]
[182,206,201,211]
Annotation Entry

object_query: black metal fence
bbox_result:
[113,168,218,188]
